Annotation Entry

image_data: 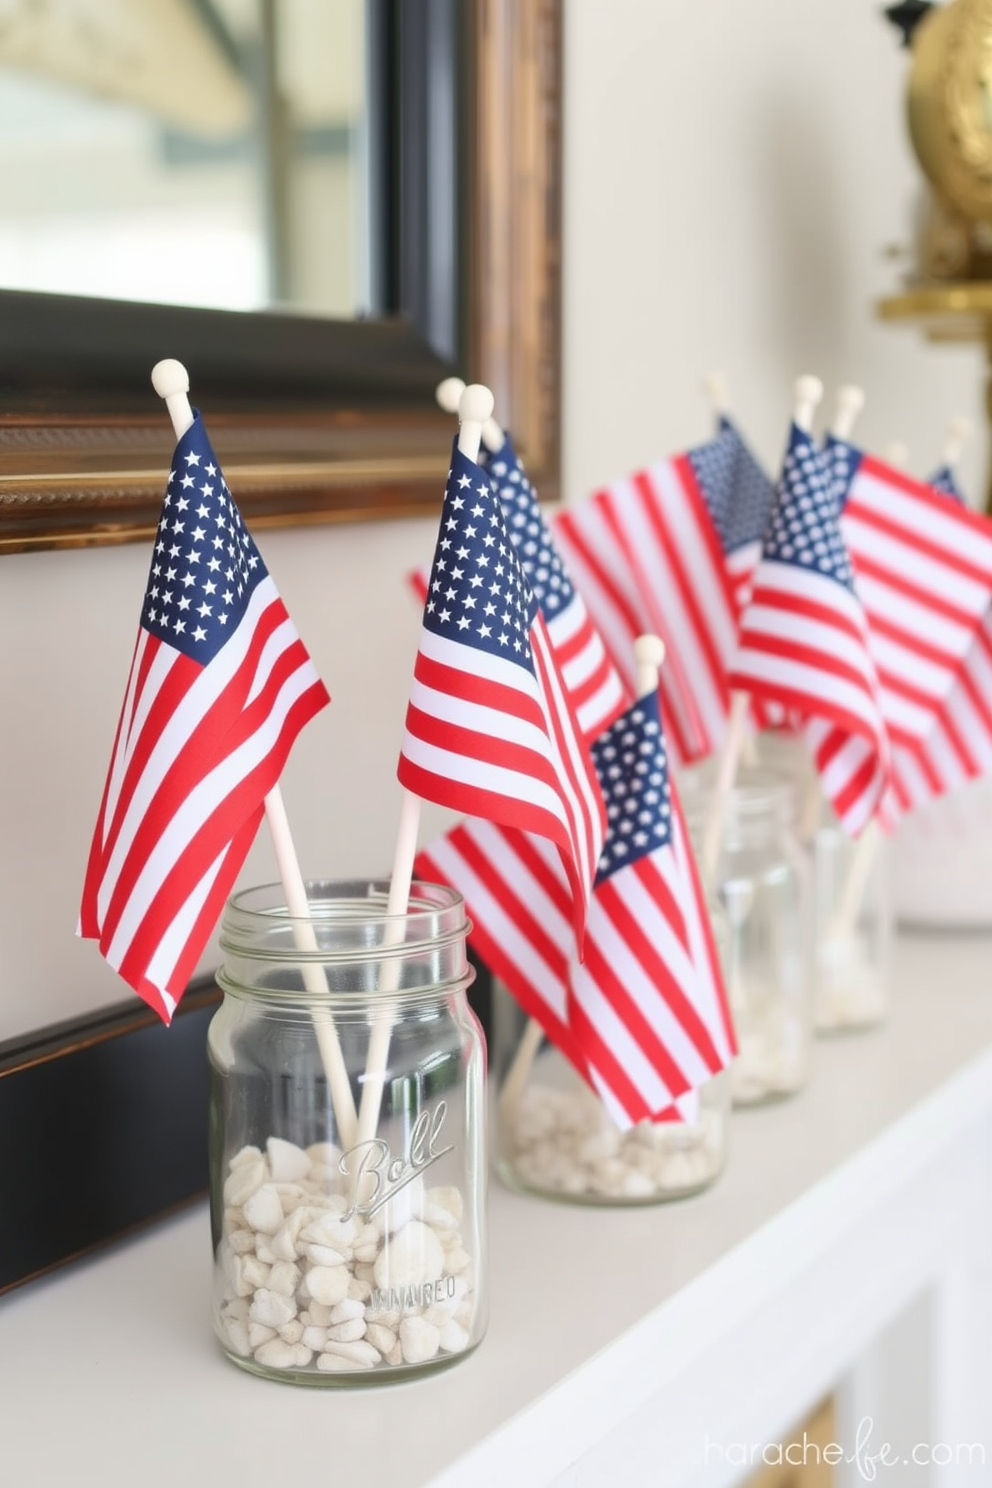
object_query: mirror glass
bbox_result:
[0,0,371,316]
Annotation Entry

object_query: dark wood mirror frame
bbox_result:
[0,0,562,555]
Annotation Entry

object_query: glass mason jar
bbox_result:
[755,729,892,1034]
[208,879,486,1386]
[491,894,732,1206]
[684,768,813,1107]
[812,815,891,1033]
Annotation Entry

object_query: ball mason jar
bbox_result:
[684,767,813,1107]
[208,879,486,1386]
[491,891,732,1205]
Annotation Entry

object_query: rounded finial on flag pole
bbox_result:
[457,383,496,463]
[830,385,865,441]
[793,375,823,434]
[942,415,971,469]
[633,633,666,701]
[151,358,195,440]
[435,376,465,416]
[702,370,731,417]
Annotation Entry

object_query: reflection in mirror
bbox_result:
[0,0,370,315]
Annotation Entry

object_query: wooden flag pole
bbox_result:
[700,374,824,891]
[150,359,359,1150]
[353,383,496,1151]
[941,415,971,475]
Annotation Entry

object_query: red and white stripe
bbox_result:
[79,577,329,1022]
[552,456,738,765]
[730,561,889,833]
[417,800,735,1130]
[408,561,625,744]
[398,613,605,941]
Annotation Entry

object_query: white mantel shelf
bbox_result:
[3,932,992,1488]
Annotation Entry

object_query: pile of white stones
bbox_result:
[502,1081,724,1200]
[215,1137,476,1376]
[814,937,887,1032]
[730,1018,808,1105]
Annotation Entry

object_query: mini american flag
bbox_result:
[420,690,734,1128]
[79,413,330,1022]
[827,438,992,813]
[398,439,606,940]
[730,421,890,834]
[551,423,774,765]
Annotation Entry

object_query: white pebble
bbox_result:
[249,1289,297,1329]
[227,1228,256,1256]
[316,1351,368,1373]
[254,1338,302,1370]
[400,1317,440,1364]
[327,1318,367,1343]
[243,1184,285,1235]
[438,1319,469,1354]
[328,1298,365,1324]
[266,1137,312,1183]
[302,1325,328,1351]
[278,1319,304,1344]
[306,1265,350,1306]
[374,1222,444,1291]
[223,1158,266,1208]
[319,1338,381,1367]
[229,1145,263,1170]
[365,1323,397,1354]
[266,1261,300,1298]
[247,1322,276,1349]
[222,1315,251,1357]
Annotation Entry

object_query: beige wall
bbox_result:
[0,0,985,1040]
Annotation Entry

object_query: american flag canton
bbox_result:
[590,692,671,884]
[143,414,264,662]
[487,435,572,619]
[928,464,965,503]
[424,439,539,667]
[765,426,857,592]
[823,433,862,512]
[688,420,772,554]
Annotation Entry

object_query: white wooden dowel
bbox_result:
[826,818,881,946]
[702,370,731,418]
[700,690,750,891]
[151,358,359,1150]
[942,415,971,472]
[830,385,865,441]
[794,374,824,435]
[354,789,422,1149]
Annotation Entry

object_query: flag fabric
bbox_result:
[418,690,735,1129]
[827,437,992,813]
[730,421,890,834]
[483,434,627,737]
[398,438,606,941]
[551,422,774,765]
[79,413,330,1023]
[927,464,965,503]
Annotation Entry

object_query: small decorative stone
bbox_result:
[243,1184,285,1235]
[266,1137,312,1183]
[373,1221,444,1291]
[399,1317,440,1364]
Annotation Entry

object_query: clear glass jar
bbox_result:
[754,730,891,1032]
[685,768,813,1106]
[812,816,891,1033]
[208,879,486,1386]
[491,893,732,1206]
